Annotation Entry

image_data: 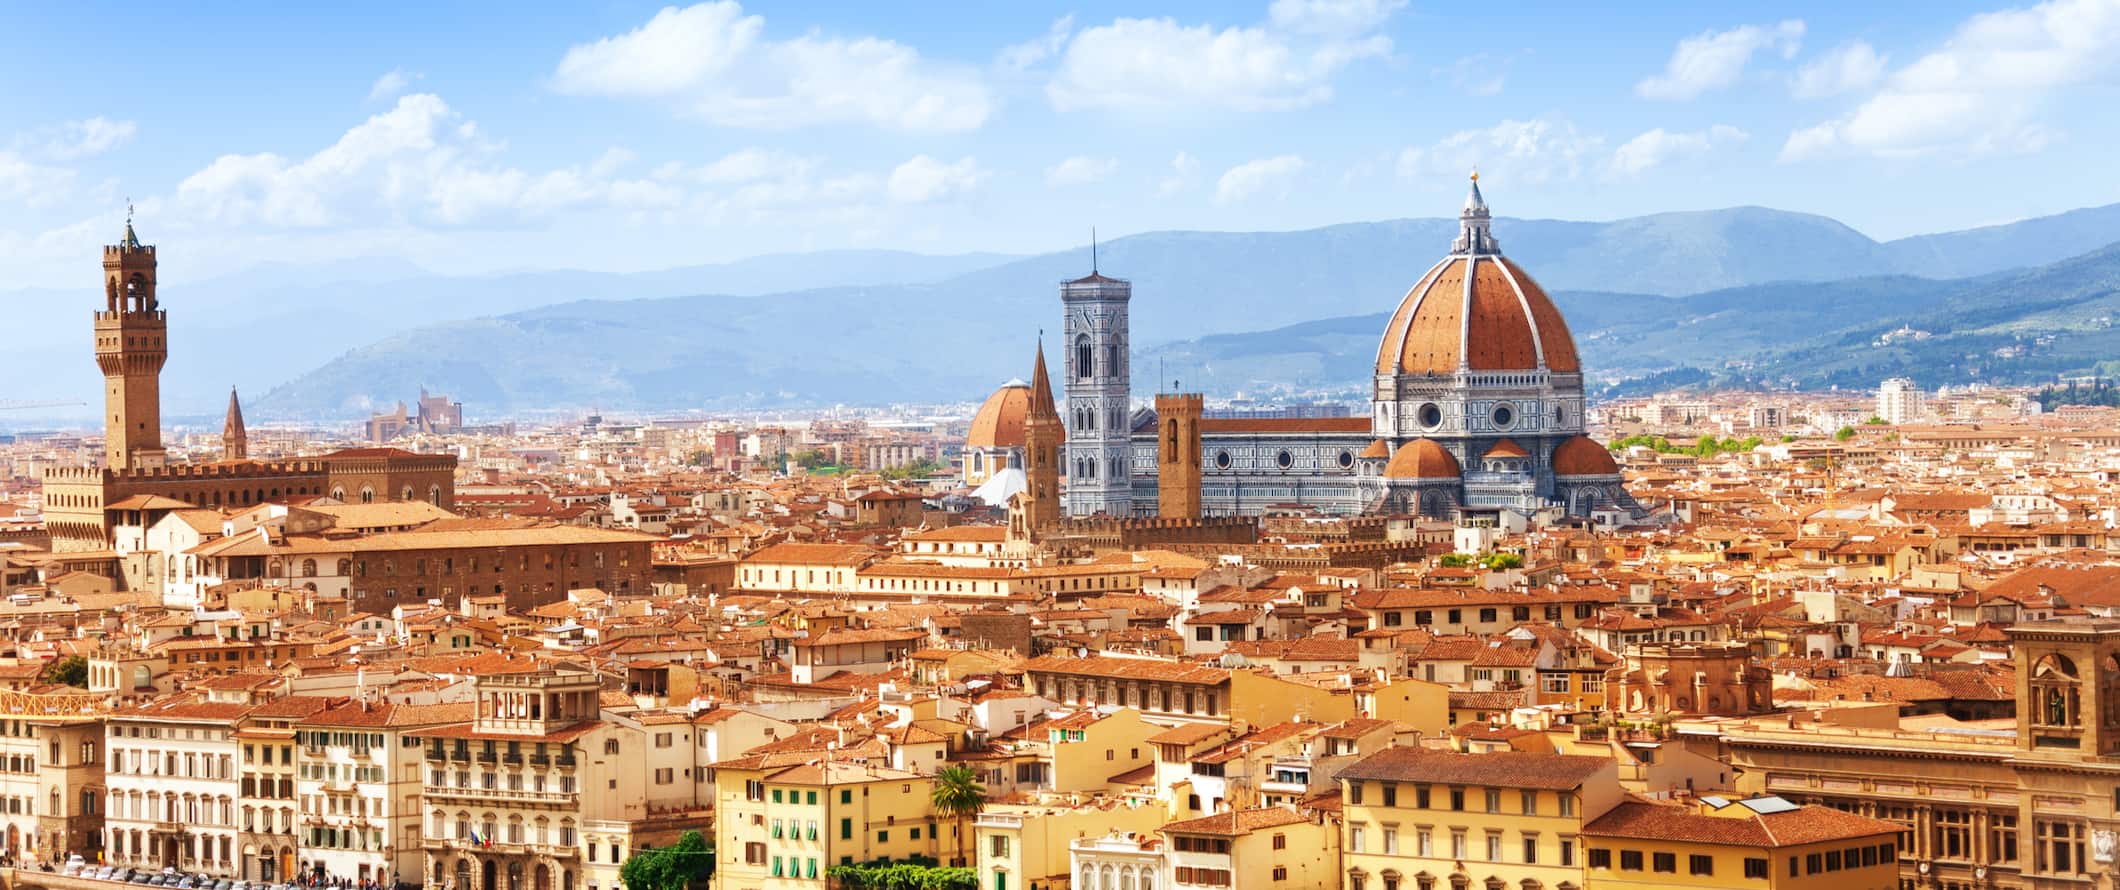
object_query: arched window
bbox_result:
[1075,335,1093,380]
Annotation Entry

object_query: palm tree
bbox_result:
[930,764,987,867]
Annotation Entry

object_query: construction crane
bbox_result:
[0,400,87,411]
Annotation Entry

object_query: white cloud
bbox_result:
[1780,0,2120,161]
[1636,20,1805,100]
[553,1,989,131]
[173,94,680,228]
[1045,156,1119,187]
[18,117,137,160]
[1267,0,1406,35]
[999,15,1074,71]
[887,155,986,203]
[1607,125,1748,177]
[368,69,422,102]
[1159,151,1202,196]
[1791,41,1886,98]
[1214,154,1305,204]
[1396,118,1601,185]
[0,151,77,207]
[1047,3,1399,113]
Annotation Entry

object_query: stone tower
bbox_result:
[1155,392,1203,520]
[2008,621,2120,757]
[96,217,167,470]
[1022,341,1065,532]
[222,387,248,462]
[1061,269,1132,516]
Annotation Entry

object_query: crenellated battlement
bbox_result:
[1048,514,1255,534]
[103,243,154,258]
[93,309,166,323]
[45,459,324,484]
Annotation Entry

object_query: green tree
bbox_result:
[1865,416,1889,425]
[1438,553,1475,568]
[1834,426,1856,441]
[929,764,986,867]
[1478,553,1524,570]
[40,655,88,687]
[620,829,712,890]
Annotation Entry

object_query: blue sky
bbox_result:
[4,0,2119,289]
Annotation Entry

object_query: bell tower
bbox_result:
[1155,391,1203,520]
[222,387,249,462]
[1061,266,1133,516]
[2009,621,2120,758]
[96,214,167,470]
[1022,340,1065,532]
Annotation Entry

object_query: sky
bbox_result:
[4,0,2120,289]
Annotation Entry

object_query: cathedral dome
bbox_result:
[1552,435,1621,476]
[1384,438,1461,480]
[1360,438,1391,459]
[1484,438,1529,459]
[1374,177,1580,376]
[967,380,1032,450]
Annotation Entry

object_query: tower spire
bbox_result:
[1091,227,1098,275]
[223,387,249,462]
[1451,168,1499,255]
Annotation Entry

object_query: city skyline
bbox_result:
[6,0,2120,289]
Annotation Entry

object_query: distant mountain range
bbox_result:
[0,249,1019,421]
[1144,240,2120,398]
[13,200,2120,422]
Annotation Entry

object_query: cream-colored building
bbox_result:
[412,667,645,890]
[976,801,1164,890]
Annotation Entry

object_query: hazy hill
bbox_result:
[1141,240,2120,398]
[18,200,2120,420]
[1,249,1020,420]
[254,203,2120,416]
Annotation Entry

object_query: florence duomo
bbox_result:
[13,4,2120,890]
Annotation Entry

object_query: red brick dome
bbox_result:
[1552,435,1621,475]
[1374,181,1579,376]
[1384,439,1461,479]
[967,381,1031,450]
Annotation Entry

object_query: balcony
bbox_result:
[423,784,578,805]
[528,754,551,767]
[502,752,524,765]
[974,813,1024,830]
[476,750,498,764]
[555,753,578,768]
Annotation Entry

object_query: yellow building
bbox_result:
[1035,708,1162,793]
[1581,796,1900,890]
[711,755,938,890]
[1162,807,1339,890]
[974,801,1164,890]
[1021,656,1353,729]
[1355,677,1450,738]
[1337,747,1621,890]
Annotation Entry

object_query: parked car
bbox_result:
[63,856,88,876]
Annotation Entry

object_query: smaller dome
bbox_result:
[1385,439,1461,480]
[1484,438,1528,459]
[1553,435,1621,476]
[1360,439,1391,459]
[967,382,1033,450]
